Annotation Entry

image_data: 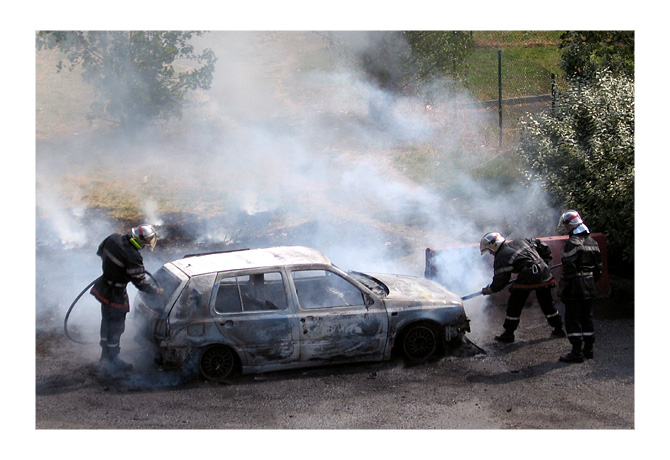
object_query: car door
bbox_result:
[290,268,388,362]
[209,269,301,366]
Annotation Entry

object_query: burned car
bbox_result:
[133,246,470,381]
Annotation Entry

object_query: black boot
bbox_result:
[97,346,113,377]
[106,347,133,376]
[551,327,566,338]
[495,330,515,343]
[583,339,594,359]
[110,356,133,373]
[560,341,584,363]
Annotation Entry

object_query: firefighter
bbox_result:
[480,232,565,343]
[556,211,602,363]
[90,224,162,376]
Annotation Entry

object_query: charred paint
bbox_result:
[133,246,470,378]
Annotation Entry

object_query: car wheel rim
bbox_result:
[404,326,437,360]
[199,345,235,381]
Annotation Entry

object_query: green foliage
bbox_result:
[403,31,474,83]
[518,70,634,269]
[36,31,217,128]
[559,31,634,79]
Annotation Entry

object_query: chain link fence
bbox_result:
[461,42,565,149]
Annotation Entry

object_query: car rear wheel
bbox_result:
[199,345,236,381]
[401,323,441,364]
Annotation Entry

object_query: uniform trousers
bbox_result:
[100,304,128,359]
[502,286,562,332]
[563,298,595,347]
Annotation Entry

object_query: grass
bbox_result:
[36,31,565,221]
[464,31,563,100]
[59,172,233,223]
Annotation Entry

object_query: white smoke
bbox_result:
[35,31,558,347]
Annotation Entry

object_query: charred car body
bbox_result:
[133,246,470,381]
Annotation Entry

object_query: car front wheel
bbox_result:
[401,323,441,364]
[199,344,237,382]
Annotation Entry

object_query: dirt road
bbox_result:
[36,294,634,431]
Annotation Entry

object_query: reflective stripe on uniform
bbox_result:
[103,248,126,268]
[508,247,527,264]
[495,266,514,275]
[127,267,144,276]
[106,280,126,287]
[563,245,600,258]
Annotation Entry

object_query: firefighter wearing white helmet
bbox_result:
[480,232,505,255]
[131,224,158,251]
[557,210,590,235]
[90,224,162,377]
[480,232,565,343]
[556,211,602,363]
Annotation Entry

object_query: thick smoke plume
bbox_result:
[36,32,557,377]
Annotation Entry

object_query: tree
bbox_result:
[36,31,217,128]
[559,31,634,80]
[518,69,634,272]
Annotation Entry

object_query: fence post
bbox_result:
[551,73,556,115]
[498,49,503,147]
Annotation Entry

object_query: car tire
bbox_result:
[400,323,441,364]
[198,344,237,382]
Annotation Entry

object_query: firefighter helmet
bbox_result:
[480,232,505,255]
[557,210,590,235]
[131,224,157,251]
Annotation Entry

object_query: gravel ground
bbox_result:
[32,289,639,457]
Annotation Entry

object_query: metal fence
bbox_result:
[463,47,562,149]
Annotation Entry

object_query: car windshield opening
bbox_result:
[348,271,389,297]
[139,267,182,311]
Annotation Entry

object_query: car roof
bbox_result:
[169,245,333,277]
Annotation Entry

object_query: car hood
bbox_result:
[370,273,462,305]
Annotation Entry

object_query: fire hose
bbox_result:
[63,272,160,345]
[460,263,562,301]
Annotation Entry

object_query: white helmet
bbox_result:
[131,224,157,251]
[557,210,590,235]
[480,232,505,255]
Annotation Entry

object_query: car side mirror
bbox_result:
[364,293,375,307]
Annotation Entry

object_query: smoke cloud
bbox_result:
[36,31,558,374]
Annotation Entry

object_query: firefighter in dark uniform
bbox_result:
[90,224,162,375]
[480,232,565,343]
[556,211,602,363]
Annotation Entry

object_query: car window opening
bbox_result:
[214,271,288,314]
[292,269,365,309]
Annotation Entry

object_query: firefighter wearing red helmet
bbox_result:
[90,224,162,376]
[480,232,565,343]
[556,211,603,363]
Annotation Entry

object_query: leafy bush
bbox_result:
[518,70,634,271]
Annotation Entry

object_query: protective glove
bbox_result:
[482,286,492,296]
